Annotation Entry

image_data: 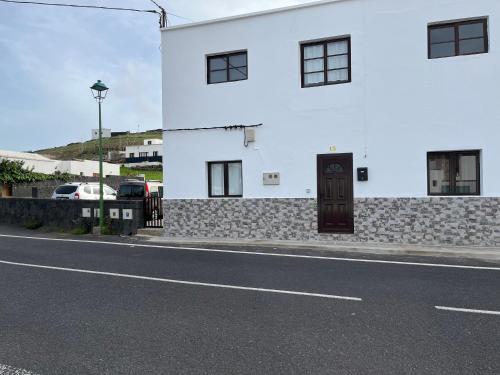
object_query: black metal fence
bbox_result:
[144,197,163,228]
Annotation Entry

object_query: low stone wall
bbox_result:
[12,176,144,199]
[0,198,144,235]
[164,197,500,246]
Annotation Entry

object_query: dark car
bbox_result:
[118,180,163,220]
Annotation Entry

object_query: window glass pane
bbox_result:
[229,67,247,81]
[229,54,247,68]
[304,45,324,59]
[428,154,451,194]
[328,55,348,70]
[327,68,349,82]
[327,40,348,55]
[456,154,478,194]
[209,57,227,71]
[55,186,78,194]
[430,27,455,43]
[459,38,485,55]
[228,162,242,196]
[304,72,324,85]
[92,187,100,195]
[430,42,456,58]
[459,23,484,39]
[84,186,92,194]
[209,70,227,84]
[304,58,324,73]
[210,163,224,196]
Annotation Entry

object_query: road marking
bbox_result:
[435,306,500,316]
[0,233,499,271]
[0,363,39,375]
[0,259,362,301]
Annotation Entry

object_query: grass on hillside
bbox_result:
[36,130,163,161]
[120,166,163,182]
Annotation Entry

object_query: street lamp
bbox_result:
[90,80,109,234]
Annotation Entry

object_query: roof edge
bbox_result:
[161,0,349,32]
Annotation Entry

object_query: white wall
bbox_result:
[125,144,164,157]
[91,128,111,140]
[143,139,163,146]
[56,160,120,177]
[162,0,500,199]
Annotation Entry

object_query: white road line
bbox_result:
[0,233,499,271]
[435,306,500,316]
[0,363,39,375]
[0,259,362,301]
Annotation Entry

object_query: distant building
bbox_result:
[0,150,120,177]
[125,139,163,167]
[91,128,111,140]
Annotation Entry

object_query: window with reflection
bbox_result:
[208,52,248,84]
[427,151,480,196]
[429,19,488,59]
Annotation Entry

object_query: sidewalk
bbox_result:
[137,229,500,263]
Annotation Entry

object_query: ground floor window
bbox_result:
[208,161,243,197]
[427,150,480,196]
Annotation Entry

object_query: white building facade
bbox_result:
[91,128,111,140]
[0,150,120,177]
[125,139,163,167]
[161,0,500,246]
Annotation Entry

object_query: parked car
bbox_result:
[51,182,117,200]
[118,179,163,220]
[118,179,163,199]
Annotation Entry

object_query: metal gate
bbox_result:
[144,197,163,228]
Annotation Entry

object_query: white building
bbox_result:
[0,150,120,177]
[161,0,500,246]
[91,128,111,140]
[125,139,163,167]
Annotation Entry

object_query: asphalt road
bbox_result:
[0,233,499,374]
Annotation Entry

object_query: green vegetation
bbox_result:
[0,159,71,184]
[121,166,163,182]
[23,218,43,230]
[70,226,90,235]
[36,130,162,161]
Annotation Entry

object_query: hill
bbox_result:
[36,130,163,161]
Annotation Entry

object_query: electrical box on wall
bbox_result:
[263,172,280,185]
[244,128,256,142]
[357,167,368,182]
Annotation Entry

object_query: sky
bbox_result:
[0,0,316,152]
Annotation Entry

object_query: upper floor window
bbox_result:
[139,152,148,157]
[427,150,480,196]
[207,51,248,84]
[428,18,488,59]
[153,151,159,157]
[301,37,351,88]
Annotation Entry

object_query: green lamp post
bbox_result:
[90,80,109,233]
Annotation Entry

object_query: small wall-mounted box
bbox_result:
[244,128,256,143]
[357,167,368,182]
[263,172,280,185]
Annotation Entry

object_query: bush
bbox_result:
[23,218,43,230]
[70,226,90,235]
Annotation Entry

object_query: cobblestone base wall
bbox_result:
[164,198,500,246]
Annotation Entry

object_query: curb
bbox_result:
[135,233,500,263]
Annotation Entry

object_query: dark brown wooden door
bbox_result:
[317,153,354,233]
